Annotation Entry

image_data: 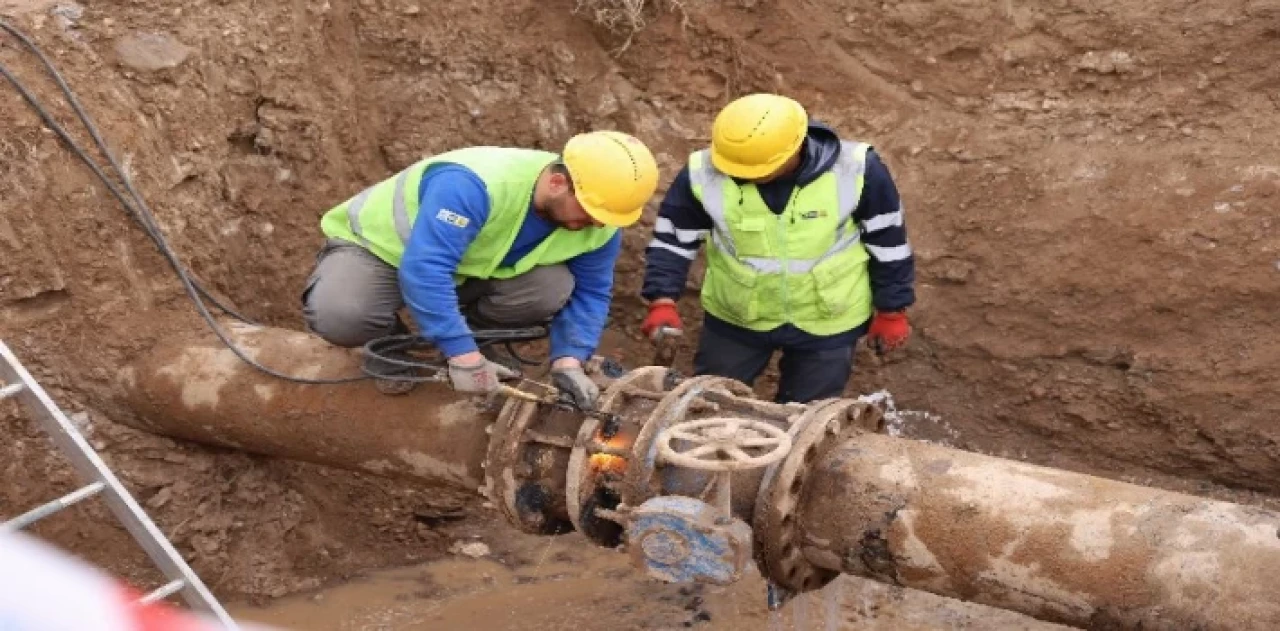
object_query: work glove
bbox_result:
[867,310,911,355]
[641,301,684,340]
[551,364,600,411]
[447,356,518,394]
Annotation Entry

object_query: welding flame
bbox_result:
[599,432,629,451]
[589,453,627,475]
[588,426,630,475]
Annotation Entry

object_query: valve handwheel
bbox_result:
[658,417,791,472]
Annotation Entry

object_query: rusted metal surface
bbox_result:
[115,324,1280,628]
[118,322,493,489]
[629,413,795,586]
[565,371,798,546]
[565,366,666,541]
[698,389,805,424]
[753,399,879,596]
[483,379,579,535]
[622,376,764,518]
[797,431,1280,630]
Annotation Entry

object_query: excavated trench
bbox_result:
[3,0,1280,628]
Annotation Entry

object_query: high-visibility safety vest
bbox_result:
[690,141,874,336]
[319,147,617,281]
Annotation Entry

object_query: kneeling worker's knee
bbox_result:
[523,265,575,320]
[476,264,576,326]
[304,299,383,348]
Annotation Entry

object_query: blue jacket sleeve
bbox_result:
[551,231,622,362]
[641,166,712,301]
[399,165,491,357]
[854,150,916,311]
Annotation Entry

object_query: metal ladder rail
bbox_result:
[0,340,239,629]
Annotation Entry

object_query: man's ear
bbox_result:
[548,171,570,195]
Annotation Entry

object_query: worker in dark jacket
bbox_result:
[639,93,916,403]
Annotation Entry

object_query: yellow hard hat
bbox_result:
[561,131,659,228]
[710,93,808,179]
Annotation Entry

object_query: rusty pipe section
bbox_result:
[118,322,494,489]
[113,323,1280,628]
[797,431,1280,630]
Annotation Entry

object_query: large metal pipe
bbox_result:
[113,323,1280,628]
[118,322,494,489]
[797,431,1280,630]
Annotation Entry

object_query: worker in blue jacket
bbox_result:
[639,94,916,404]
[304,132,659,406]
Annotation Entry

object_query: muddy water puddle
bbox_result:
[232,533,770,630]
[231,528,1068,631]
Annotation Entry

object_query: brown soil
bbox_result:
[231,523,1073,631]
[2,0,1280,625]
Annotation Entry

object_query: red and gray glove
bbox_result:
[867,310,911,355]
[446,356,517,393]
[641,300,684,340]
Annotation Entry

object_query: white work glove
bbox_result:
[551,364,600,410]
[447,356,517,393]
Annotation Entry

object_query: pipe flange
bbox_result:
[566,365,668,541]
[483,382,568,534]
[623,375,753,509]
[753,399,882,593]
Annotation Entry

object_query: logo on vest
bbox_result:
[435,208,470,228]
[800,210,829,220]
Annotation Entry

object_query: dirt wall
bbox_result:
[601,0,1280,491]
[2,0,1280,601]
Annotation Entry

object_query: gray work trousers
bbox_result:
[301,238,574,348]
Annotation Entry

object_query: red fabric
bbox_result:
[115,584,212,631]
[867,310,910,354]
[641,302,683,338]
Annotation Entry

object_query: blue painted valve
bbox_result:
[627,416,791,586]
[627,496,753,585]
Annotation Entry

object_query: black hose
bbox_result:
[0,19,371,384]
[0,18,551,387]
[0,19,253,324]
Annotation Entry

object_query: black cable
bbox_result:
[0,20,366,384]
[0,19,552,387]
[0,19,253,324]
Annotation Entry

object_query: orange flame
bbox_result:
[589,453,627,475]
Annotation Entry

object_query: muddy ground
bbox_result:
[2,0,1279,627]
[231,521,1075,631]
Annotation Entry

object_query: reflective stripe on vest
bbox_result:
[690,140,870,274]
[345,168,414,247]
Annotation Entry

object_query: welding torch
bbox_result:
[495,381,622,428]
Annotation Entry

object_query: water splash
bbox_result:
[792,593,809,630]
[767,607,788,631]
[823,582,843,631]
[529,536,558,578]
[857,390,958,445]
[766,581,788,631]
